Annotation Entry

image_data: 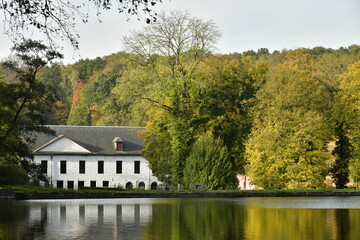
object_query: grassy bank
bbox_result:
[1,185,360,200]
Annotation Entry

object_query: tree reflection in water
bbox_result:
[0,198,359,240]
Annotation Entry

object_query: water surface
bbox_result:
[1,197,359,240]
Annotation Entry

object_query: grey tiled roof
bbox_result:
[30,125,146,155]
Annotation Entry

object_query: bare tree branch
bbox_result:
[0,0,162,49]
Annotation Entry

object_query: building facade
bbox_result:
[31,126,160,190]
[237,175,255,190]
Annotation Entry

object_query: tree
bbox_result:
[330,124,351,188]
[0,164,28,185]
[0,39,62,166]
[257,48,269,56]
[190,54,267,174]
[37,62,71,124]
[122,10,221,75]
[242,50,256,57]
[246,62,332,189]
[311,46,334,55]
[114,14,268,185]
[67,70,119,125]
[117,10,221,185]
[184,133,237,190]
[140,54,266,185]
[0,0,163,49]
[335,60,360,188]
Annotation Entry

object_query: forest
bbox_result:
[1,11,360,190]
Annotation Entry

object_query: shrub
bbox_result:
[0,164,29,185]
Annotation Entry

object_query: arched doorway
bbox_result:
[125,182,133,189]
[151,182,158,190]
[138,182,145,189]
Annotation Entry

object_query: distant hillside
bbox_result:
[25,45,359,126]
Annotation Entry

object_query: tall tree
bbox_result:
[330,124,351,188]
[246,60,332,189]
[335,60,360,188]
[184,133,237,190]
[0,39,62,164]
[118,10,221,185]
[190,54,267,173]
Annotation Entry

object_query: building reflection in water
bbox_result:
[25,199,153,239]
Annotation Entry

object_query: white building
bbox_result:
[237,175,255,190]
[31,125,160,190]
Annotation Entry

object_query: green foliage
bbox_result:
[0,164,29,185]
[141,54,263,185]
[313,50,360,92]
[0,39,61,164]
[246,62,332,189]
[311,46,334,55]
[38,62,70,124]
[19,158,49,185]
[38,62,65,101]
[67,71,119,125]
[169,120,191,184]
[120,11,223,185]
[242,50,256,57]
[331,124,351,188]
[8,42,356,130]
[184,133,237,190]
[335,60,360,188]
[61,58,106,116]
[190,54,267,173]
[72,58,106,83]
[142,118,173,183]
[67,102,92,126]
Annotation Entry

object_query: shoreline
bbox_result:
[2,190,360,200]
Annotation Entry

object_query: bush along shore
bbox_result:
[1,186,360,200]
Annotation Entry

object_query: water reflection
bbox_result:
[0,197,360,240]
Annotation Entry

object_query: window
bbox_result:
[79,161,85,174]
[90,181,96,187]
[57,181,63,188]
[103,181,109,187]
[98,161,104,174]
[115,142,123,151]
[41,160,47,174]
[60,161,66,174]
[116,161,122,174]
[134,161,140,174]
[67,181,74,189]
[113,137,124,151]
[78,181,85,189]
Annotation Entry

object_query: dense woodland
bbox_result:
[1,11,360,189]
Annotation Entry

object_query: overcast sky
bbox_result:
[0,0,359,64]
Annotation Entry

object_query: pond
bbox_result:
[1,197,360,240]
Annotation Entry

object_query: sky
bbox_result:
[0,0,359,64]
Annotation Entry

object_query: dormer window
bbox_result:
[115,142,123,151]
[112,137,124,152]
